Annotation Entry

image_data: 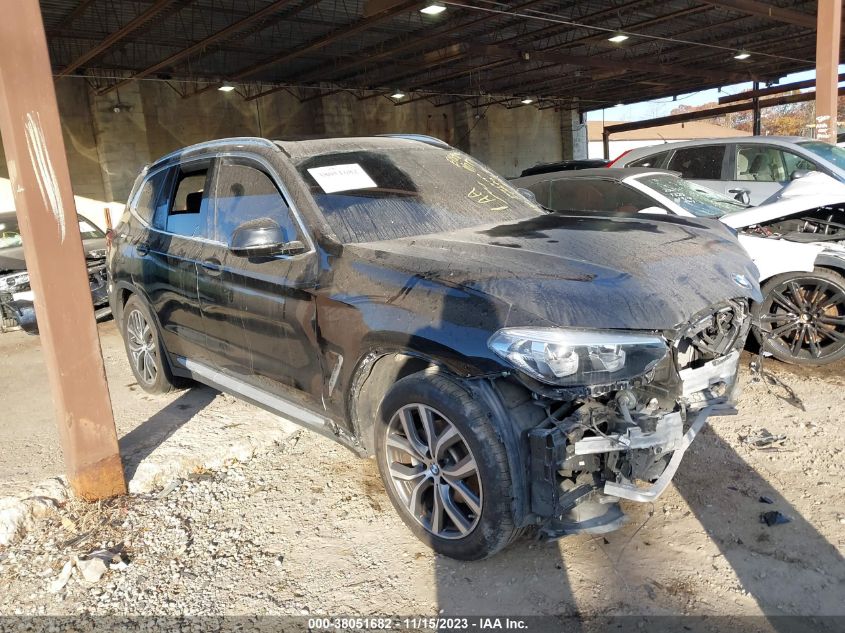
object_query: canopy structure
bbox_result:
[41,0,824,110]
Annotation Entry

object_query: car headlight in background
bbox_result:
[488,327,668,386]
[0,271,30,291]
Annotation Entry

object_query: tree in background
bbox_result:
[670,93,845,137]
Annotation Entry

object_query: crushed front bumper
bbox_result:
[602,402,736,502]
[0,264,110,335]
[529,348,744,538]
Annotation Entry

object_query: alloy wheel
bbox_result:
[126,309,158,385]
[760,277,845,361]
[384,404,482,539]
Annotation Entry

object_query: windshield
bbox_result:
[0,215,104,250]
[295,146,542,243]
[797,140,845,171]
[635,174,747,217]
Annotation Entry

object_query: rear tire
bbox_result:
[375,370,520,560]
[122,294,177,394]
[752,268,845,366]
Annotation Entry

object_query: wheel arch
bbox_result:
[813,254,845,277]
[347,349,536,527]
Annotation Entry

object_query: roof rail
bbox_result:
[151,137,278,166]
[377,133,452,149]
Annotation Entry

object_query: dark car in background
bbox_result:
[0,211,110,333]
[519,159,610,177]
[109,135,759,559]
[512,167,748,218]
[513,167,845,367]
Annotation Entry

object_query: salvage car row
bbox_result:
[5,134,844,561]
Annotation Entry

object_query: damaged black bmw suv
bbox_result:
[109,135,760,559]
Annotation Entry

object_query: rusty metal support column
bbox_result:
[815,0,842,144]
[0,1,126,500]
[602,129,610,160]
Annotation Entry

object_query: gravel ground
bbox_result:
[0,357,843,628]
[0,320,297,497]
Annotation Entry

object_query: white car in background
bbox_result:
[512,168,845,366]
[609,136,845,205]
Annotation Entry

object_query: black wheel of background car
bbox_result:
[375,371,521,560]
[753,268,845,366]
[122,295,176,394]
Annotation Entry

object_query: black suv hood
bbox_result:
[349,213,760,331]
[0,237,106,275]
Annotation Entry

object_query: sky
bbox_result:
[585,65,845,124]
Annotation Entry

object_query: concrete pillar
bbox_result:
[815,0,842,144]
[88,82,151,203]
[561,102,587,160]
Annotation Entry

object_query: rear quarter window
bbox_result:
[132,169,170,225]
[666,145,725,179]
[628,150,670,168]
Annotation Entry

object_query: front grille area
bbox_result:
[675,299,750,371]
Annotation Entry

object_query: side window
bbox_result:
[628,150,670,168]
[132,169,169,224]
[734,145,805,182]
[666,146,725,179]
[525,180,551,208]
[213,160,302,246]
[165,166,212,238]
[782,150,819,178]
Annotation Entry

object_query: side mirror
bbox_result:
[517,187,537,203]
[638,206,669,215]
[790,169,811,181]
[727,188,751,205]
[229,218,305,257]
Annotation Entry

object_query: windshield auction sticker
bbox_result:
[307,163,378,194]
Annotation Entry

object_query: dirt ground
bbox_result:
[0,321,844,628]
[0,320,291,497]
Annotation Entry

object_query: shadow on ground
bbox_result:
[430,405,843,633]
[119,386,217,481]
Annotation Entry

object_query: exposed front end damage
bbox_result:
[518,299,750,538]
[0,261,110,334]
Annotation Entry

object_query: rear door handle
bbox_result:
[201,258,222,276]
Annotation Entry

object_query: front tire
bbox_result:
[752,268,845,366]
[122,294,177,394]
[375,371,520,560]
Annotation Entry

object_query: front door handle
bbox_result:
[201,258,222,276]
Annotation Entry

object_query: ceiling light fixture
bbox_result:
[420,2,446,15]
[733,51,751,60]
[391,90,406,99]
[608,32,629,43]
[218,82,236,92]
[520,97,534,104]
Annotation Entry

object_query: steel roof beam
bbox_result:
[698,0,816,29]
[230,0,422,81]
[98,0,304,95]
[47,0,99,36]
[293,0,560,85]
[57,0,182,76]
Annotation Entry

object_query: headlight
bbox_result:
[488,327,668,386]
